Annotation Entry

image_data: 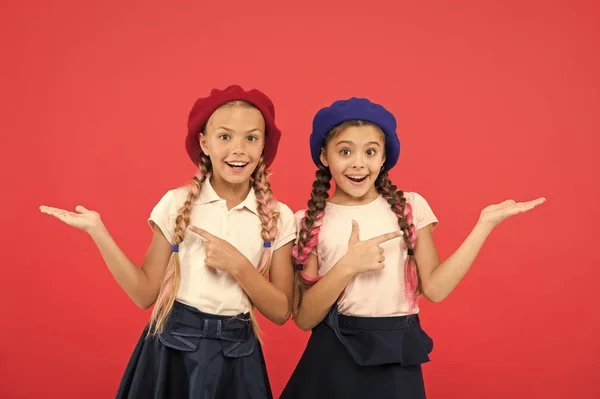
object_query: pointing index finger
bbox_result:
[188,226,214,240]
[369,230,402,245]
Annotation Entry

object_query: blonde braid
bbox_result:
[148,155,211,336]
[247,157,279,343]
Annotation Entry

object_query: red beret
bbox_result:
[186,85,281,168]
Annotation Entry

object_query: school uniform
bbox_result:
[116,179,296,399]
[281,193,438,399]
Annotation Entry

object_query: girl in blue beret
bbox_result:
[281,97,545,398]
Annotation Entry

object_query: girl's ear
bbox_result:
[199,133,210,156]
[319,148,329,167]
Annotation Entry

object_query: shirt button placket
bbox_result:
[223,202,230,241]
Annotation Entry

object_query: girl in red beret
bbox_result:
[280,97,545,398]
[40,85,296,399]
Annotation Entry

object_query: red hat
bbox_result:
[186,85,281,168]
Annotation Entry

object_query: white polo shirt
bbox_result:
[149,179,296,315]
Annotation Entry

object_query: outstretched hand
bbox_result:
[478,197,546,229]
[39,205,102,233]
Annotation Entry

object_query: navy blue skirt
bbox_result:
[115,301,273,399]
[280,305,434,399]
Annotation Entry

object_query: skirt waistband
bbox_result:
[157,301,256,358]
[338,312,421,331]
[324,304,433,367]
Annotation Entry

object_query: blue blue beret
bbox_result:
[309,97,400,171]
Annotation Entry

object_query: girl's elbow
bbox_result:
[421,286,445,304]
[291,314,313,331]
[134,293,157,310]
[424,294,444,304]
[273,309,292,326]
[135,299,153,310]
[294,321,313,331]
[265,299,292,326]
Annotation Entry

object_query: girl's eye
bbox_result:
[340,149,350,156]
[218,134,230,140]
[366,149,376,156]
[247,136,257,142]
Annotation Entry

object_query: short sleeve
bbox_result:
[148,190,177,244]
[408,192,439,231]
[273,202,297,250]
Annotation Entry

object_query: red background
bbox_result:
[2,0,599,398]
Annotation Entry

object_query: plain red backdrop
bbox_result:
[1,0,599,398]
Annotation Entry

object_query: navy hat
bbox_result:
[309,97,400,171]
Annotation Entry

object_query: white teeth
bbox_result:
[347,175,367,182]
[227,162,247,167]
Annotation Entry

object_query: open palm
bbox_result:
[39,205,102,232]
[479,197,546,228]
